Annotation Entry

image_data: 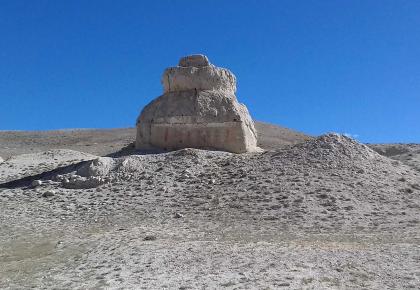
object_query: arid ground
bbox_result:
[1,122,419,289]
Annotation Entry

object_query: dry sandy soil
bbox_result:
[0,122,419,289]
[0,122,311,159]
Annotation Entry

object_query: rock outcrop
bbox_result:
[136,54,259,153]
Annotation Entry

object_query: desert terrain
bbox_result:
[0,122,419,289]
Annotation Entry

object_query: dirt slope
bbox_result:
[1,134,419,289]
[369,143,420,172]
[0,121,311,159]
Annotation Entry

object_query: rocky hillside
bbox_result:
[27,133,415,234]
[0,133,419,289]
[369,143,420,172]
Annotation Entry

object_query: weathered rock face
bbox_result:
[162,56,236,94]
[136,54,259,153]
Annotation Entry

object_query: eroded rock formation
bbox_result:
[136,54,259,153]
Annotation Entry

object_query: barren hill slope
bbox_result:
[1,133,419,289]
[0,121,311,159]
[369,143,420,172]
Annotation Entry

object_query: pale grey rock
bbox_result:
[0,156,3,163]
[31,180,42,187]
[178,54,210,67]
[77,157,115,177]
[162,65,236,94]
[173,212,184,218]
[62,174,105,189]
[42,190,55,197]
[136,55,259,153]
[143,235,157,241]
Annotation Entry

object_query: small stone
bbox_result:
[143,235,157,241]
[403,187,414,193]
[220,281,236,287]
[54,175,63,181]
[31,180,42,187]
[178,54,210,67]
[174,212,184,218]
[180,173,190,179]
[42,190,55,197]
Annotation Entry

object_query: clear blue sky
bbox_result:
[1,0,419,143]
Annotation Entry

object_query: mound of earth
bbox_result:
[46,134,418,232]
[1,134,419,289]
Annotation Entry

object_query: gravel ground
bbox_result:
[1,133,419,289]
[369,143,420,173]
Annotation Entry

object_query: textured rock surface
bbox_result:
[178,54,210,67]
[136,55,259,153]
[77,157,116,177]
[162,65,236,94]
[61,175,106,189]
